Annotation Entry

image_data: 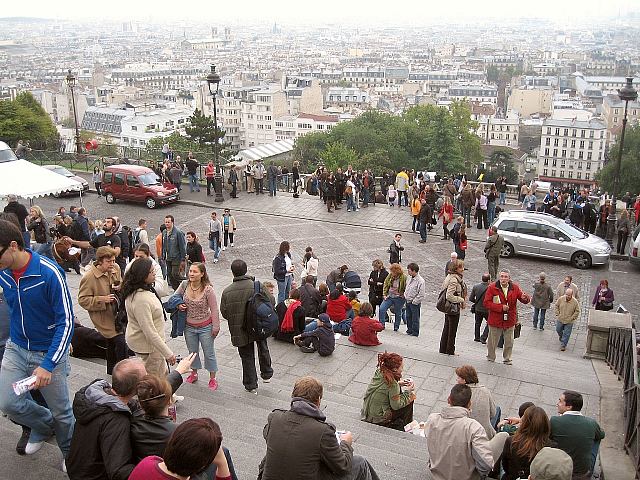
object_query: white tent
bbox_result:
[0,160,83,199]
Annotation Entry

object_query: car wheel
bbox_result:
[571,251,592,269]
[145,197,157,209]
[500,242,514,258]
[105,192,116,204]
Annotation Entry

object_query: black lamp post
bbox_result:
[66,69,83,155]
[206,64,224,203]
[606,77,637,246]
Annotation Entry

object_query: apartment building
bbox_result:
[601,94,640,142]
[274,113,339,141]
[110,63,207,90]
[120,107,193,148]
[81,106,131,139]
[536,118,607,186]
[407,69,485,94]
[476,113,520,148]
[448,83,497,105]
[240,86,288,148]
[507,87,553,118]
[325,87,371,111]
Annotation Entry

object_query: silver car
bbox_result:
[493,210,611,269]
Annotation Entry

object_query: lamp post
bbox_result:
[66,69,83,155]
[605,77,637,247]
[206,64,224,203]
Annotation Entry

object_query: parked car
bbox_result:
[102,164,179,209]
[0,141,18,163]
[42,164,89,196]
[493,210,611,269]
[630,225,640,268]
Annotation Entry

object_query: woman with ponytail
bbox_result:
[361,352,416,430]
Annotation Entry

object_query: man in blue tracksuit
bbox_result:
[0,219,75,469]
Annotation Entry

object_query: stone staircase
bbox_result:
[0,353,430,480]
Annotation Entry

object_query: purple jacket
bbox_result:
[592,286,614,306]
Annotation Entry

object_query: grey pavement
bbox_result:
[12,183,638,479]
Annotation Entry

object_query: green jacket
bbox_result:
[220,275,266,347]
[382,273,406,297]
[361,369,414,424]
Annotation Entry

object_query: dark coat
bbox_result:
[274,301,306,343]
[299,283,322,318]
[300,323,335,356]
[389,241,404,264]
[368,268,388,306]
[220,275,267,347]
[258,398,353,480]
[272,253,290,282]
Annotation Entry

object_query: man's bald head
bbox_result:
[565,288,574,300]
[450,252,458,260]
[111,358,147,398]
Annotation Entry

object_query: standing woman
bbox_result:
[92,166,103,196]
[616,209,630,255]
[439,196,454,240]
[301,246,319,286]
[522,188,537,212]
[273,241,294,304]
[228,166,239,198]
[292,161,300,198]
[439,259,467,355]
[487,184,498,226]
[26,206,53,259]
[176,262,220,391]
[592,279,614,311]
[123,258,176,377]
[186,231,204,265]
[221,208,237,250]
[368,259,388,315]
[458,224,468,261]
[325,174,338,212]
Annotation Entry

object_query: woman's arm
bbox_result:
[206,286,221,334]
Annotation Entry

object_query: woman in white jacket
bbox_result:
[125,243,171,297]
[301,246,319,286]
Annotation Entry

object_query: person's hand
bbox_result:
[175,352,197,374]
[32,366,52,389]
[497,419,508,429]
[178,304,187,311]
[103,294,116,303]
[502,305,509,312]
[167,355,177,366]
[339,431,353,445]
[293,335,301,342]
[461,302,466,310]
[211,327,219,338]
[212,446,231,477]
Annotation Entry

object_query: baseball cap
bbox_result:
[530,447,573,480]
[318,314,331,326]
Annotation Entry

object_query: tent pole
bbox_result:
[79,189,84,207]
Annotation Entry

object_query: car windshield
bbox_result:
[53,167,73,176]
[0,149,18,162]
[138,172,161,186]
[556,221,587,239]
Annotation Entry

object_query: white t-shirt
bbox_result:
[285,255,293,277]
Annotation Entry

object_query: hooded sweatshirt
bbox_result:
[66,380,136,480]
[361,368,415,425]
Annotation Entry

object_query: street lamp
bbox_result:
[66,69,83,155]
[206,64,224,203]
[606,77,637,247]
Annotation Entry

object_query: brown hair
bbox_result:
[371,259,384,270]
[448,259,464,274]
[137,374,172,417]
[289,288,300,300]
[389,263,403,277]
[318,283,329,296]
[511,406,551,460]
[377,352,403,386]
[292,376,323,403]
[359,302,374,317]
[455,365,479,385]
[163,418,222,476]
[189,262,211,287]
[599,279,609,288]
[95,246,117,263]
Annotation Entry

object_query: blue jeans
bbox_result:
[532,307,547,329]
[0,341,74,456]
[208,237,220,260]
[184,324,218,372]
[268,177,277,195]
[346,194,356,211]
[487,201,496,225]
[304,320,319,333]
[379,296,406,329]
[556,322,573,347]
[277,275,293,304]
[35,242,54,260]
[419,220,427,241]
[462,206,472,227]
[492,406,502,430]
[499,192,506,205]
[363,188,370,205]
[22,231,30,247]
[405,303,421,336]
[189,174,200,192]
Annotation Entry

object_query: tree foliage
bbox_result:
[596,124,640,194]
[294,101,482,174]
[481,148,519,183]
[0,92,59,149]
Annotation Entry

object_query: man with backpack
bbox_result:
[132,219,149,251]
[220,259,274,394]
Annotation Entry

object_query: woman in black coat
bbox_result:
[368,259,388,314]
[274,288,306,343]
[292,161,300,198]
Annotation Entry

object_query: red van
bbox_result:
[102,165,179,209]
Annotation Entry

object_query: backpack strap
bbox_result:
[254,280,260,294]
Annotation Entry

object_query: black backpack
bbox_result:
[112,294,128,334]
[68,219,88,242]
[244,280,278,340]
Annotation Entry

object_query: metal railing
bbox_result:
[606,327,640,478]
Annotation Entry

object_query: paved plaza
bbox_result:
[2,186,637,479]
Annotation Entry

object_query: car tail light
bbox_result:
[634,248,638,257]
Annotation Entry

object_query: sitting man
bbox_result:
[66,355,194,480]
[426,384,508,480]
[550,390,605,479]
[259,376,380,480]
[529,447,573,480]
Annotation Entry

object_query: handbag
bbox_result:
[436,288,460,315]
[460,239,468,250]
[514,322,522,339]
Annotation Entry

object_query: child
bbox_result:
[349,302,384,346]
[387,184,396,207]
[348,290,361,316]
[262,281,276,302]
[294,314,335,356]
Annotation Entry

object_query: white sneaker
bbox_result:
[62,459,67,473]
[213,258,219,263]
[222,246,226,251]
[172,394,185,403]
[245,388,258,395]
[25,441,44,455]
[231,243,234,247]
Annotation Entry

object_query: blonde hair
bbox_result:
[30,205,45,218]
[389,263,403,277]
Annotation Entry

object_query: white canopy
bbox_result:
[0,159,83,199]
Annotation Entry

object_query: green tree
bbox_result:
[449,101,483,170]
[184,108,231,162]
[0,92,59,149]
[596,124,640,194]
[482,148,519,183]
[423,108,463,173]
[320,142,359,172]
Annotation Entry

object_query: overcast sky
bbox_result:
[2,0,638,24]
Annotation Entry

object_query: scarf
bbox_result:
[281,300,302,333]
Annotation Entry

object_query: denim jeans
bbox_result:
[268,177,277,195]
[362,188,370,205]
[277,275,293,304]
[35,241,54,260]
[462,206,472,227]
[405,303,421,336]
[237,340,273,391]
[532,307,547,329]
[556,322,573,347]
[189,174,200,192]
[419,220,428,241]
[378,296,406,329]
[487,201,496,225]
[0,341,74,456]
[209,237,220,260]
[346,194,356,211]
[184,324,218,372]
[499,192,506,205]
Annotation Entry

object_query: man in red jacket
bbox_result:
[483,269,530,365]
